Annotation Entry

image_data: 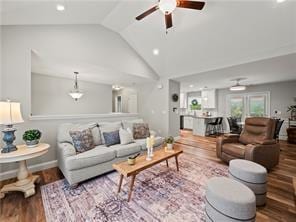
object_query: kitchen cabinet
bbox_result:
[183,116,193,130]
[201,89,216,109]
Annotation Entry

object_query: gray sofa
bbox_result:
[57,119,164,185]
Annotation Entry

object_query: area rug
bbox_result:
[41,154,228,222]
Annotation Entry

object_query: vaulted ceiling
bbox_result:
[1,0,296,85]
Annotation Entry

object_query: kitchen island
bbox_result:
[192,116,223,136]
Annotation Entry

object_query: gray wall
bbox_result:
[136,78,169,137]
[169,80,181,137]
[32,73,112,115]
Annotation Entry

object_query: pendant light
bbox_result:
[230,78,247,91]
[69,72,84,101]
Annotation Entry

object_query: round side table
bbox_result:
[0,143,50,199]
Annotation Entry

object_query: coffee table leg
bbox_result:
[117,174,124,193]
[175,155,179,171]
[128,174,136,202]
[166,160,169,167]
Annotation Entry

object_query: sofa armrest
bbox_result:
[57,142,76,158]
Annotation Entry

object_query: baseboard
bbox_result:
[0,160,58,181]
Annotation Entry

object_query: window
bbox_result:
[229,96,244,118]
[227,92,270,120]
[188,97,202,110]
[248,95,267,117]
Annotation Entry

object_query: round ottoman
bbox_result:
[229,159,267,206]
[205,177,256,222]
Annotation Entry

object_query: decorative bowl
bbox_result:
[127,158,136,165]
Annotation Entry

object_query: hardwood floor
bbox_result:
[0,131,295,222]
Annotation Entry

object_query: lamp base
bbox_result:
[1,127,17,153]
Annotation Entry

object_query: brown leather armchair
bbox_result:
[216,117,280,170]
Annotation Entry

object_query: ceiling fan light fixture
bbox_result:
[230,85,246,91]
[159,0,177,15]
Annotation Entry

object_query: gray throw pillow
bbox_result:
[103,130,120,147]
[133,123,150,139]
[69,128,95,153]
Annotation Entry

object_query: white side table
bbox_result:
[0,143,50,198]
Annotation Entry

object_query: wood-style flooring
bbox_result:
[0,131,295,222]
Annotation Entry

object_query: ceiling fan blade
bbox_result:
[165,13,173,29]
[136,5,158,20]
[177,1,205,10]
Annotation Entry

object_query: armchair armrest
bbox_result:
[216,135,240,158]
[57,142,76,158]
[245,143,280,170]
[253,139,276,145]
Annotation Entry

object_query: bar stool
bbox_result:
[206,118,219,135]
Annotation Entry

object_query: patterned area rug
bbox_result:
[41,154,228,222]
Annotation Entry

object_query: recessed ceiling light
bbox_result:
[56,4,65,11]
[153,48,159,55]
[277,0,286,3]
[189,84,194,88]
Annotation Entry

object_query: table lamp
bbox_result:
[0,100,24,153]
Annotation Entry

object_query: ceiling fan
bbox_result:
[136,0,205,31]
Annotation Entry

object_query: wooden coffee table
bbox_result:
[112,146,183,202]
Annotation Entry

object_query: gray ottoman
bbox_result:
[205,177,256,222]
[229,159,267,206]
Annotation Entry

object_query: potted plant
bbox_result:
[287,105,296,119]
[165,136,174,150]
[23,129,42,148]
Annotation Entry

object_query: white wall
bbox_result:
[32,73,112,115]
[0,24,153,176]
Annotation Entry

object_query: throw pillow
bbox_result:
[133,123,150,139]
[103,130,120,147]
[69,128,95,153]
[99,122,122,144]
[119,128,134,145]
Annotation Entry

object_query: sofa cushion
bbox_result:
[133,123,150,139]
[69,128,95,153]
[103,130,120,147]
[65,146,116,171]
[58,122,102,146]
[135,136,164,150]
[109,143,141,157]
[99,121,122,144]
[223,143,246,158]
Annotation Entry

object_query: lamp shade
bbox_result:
[0,101,24,125]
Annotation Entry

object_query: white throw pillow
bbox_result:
[119,128,134,145]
